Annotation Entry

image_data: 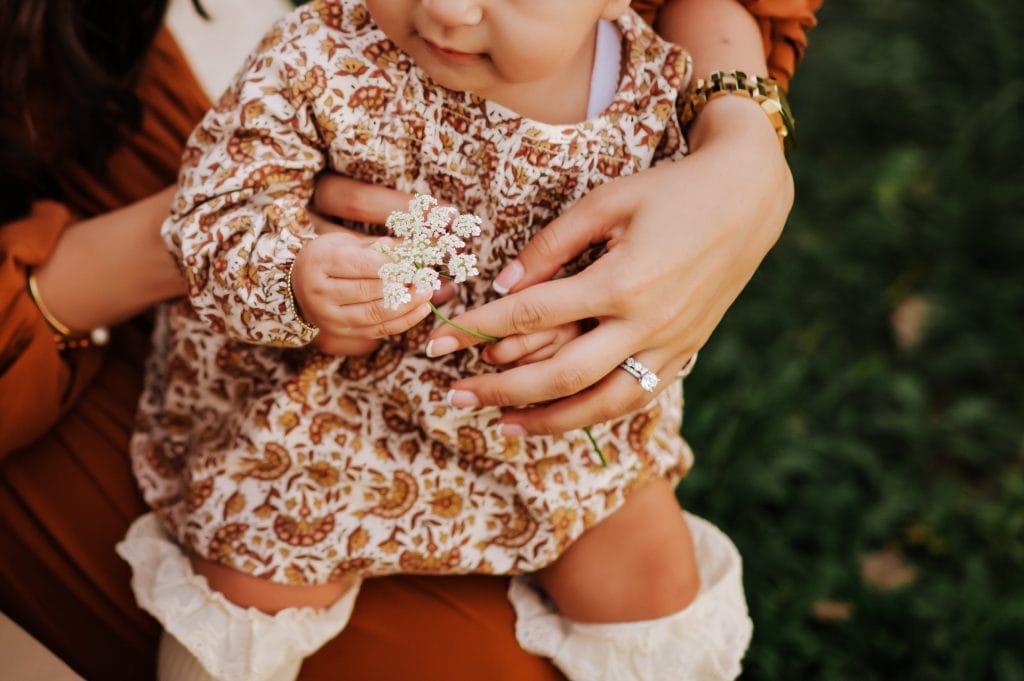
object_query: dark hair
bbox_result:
[0,0,170,222]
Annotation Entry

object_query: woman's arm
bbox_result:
[32,187,184,332]
[636,0,821,89]
[425,0,809,434]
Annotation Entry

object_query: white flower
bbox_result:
[451,214,482,238]
[383,281,412,309]
[447,252,479,284]
[385,211,418,239]
[435,233,466,258]
[412,267,441,293]
[426,206,458,237]
[378,194,484,309]
[409,194,437,215]
[378,261,416,285]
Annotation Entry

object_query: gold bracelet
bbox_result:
[286,258,320,337]
[680,70,795,153]
[26,270,110,351]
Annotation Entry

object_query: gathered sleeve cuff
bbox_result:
[164,13,329,348]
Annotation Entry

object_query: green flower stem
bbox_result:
[583,426,607,467]
[429,302,500,343]
[428,301,606,467]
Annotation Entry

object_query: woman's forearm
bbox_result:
[657,0,785,156]
[33,186,185,332]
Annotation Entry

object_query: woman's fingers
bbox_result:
[491,179,634,295]
[426,273,602,354]
[312,174,412,224]
[497,349,691,436]
[447,324,629,408]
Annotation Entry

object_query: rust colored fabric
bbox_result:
[631,0,821,90]
[0,28,209,680]
[0,201,81,453]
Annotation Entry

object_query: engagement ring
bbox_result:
[619,356,660,392]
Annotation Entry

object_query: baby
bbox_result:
[119,1,752,679]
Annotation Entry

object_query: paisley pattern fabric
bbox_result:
[134,0,695,586]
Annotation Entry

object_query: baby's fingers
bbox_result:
[482,329,559,366]
[482,322,583,366]
[347,300,433,338]
[324,288,432,337]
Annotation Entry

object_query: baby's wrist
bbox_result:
[287,250,320,338]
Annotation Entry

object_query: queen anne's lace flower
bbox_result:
[446,253,479,284]
[378,195,484,309]
[451,214,482,238]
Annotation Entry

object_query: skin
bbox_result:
[367,0,629,123]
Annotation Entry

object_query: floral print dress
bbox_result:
[133,0,695,586]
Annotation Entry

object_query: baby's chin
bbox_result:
[415,56,495,95]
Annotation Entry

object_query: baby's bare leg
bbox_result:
[534,477,700,623]
[191,554,358,613]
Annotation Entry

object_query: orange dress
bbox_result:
[0,2,820,678]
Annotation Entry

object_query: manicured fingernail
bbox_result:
[499,423,527,438]
[492,261,524,295]
[446,389,480,408]
[426,337,459,358]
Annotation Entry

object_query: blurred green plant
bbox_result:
[678,1,1024,678]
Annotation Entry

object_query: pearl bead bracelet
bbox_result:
[26,270,110,352]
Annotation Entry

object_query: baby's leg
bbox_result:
[117,514,360,681]
[534,477,700,622]
[512,478,752,680]
[191,554,359,613]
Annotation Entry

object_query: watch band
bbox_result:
[680,70,795,154]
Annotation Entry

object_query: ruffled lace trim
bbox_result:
[509,512,752,681]
[117,513,359,681]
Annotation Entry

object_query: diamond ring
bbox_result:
[618,356,660,392]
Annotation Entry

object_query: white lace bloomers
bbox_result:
[133,0,695,586]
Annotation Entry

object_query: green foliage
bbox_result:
[677,1,1024,678]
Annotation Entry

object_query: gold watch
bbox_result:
[680,70,795,154]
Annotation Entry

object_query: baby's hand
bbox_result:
[480,322,584,367]
[291,231,433,339]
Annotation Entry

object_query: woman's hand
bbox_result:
[306,175,455,355]
[427,98,793,433]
